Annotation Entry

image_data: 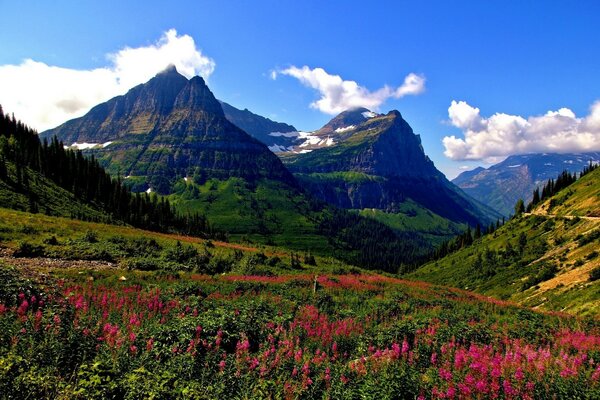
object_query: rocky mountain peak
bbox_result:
[173,75,224,116]
[317,107,378,135]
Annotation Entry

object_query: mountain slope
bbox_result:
[0,161,108,221]
[453,152,600,216]
[219,101,299,152]
[42,66,296,193]
[410,166,600,316]
[282,109,500,233]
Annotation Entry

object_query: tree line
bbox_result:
[0,106,220,239]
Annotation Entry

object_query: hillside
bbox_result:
[409,167,600,317]
[0,161,108,221]
[453,152,600,216]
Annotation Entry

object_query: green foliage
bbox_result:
[590,266,600,282]
[13,241,45,257]
[521,262,559,291]
[0,110,217,239]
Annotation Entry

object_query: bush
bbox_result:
[122,257,164,271]
[42,236,59,245]
[13,241,45,257]
[590,266,600,281]
[82,230,98,243]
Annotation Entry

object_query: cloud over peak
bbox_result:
[275,65,425,114]
[0,29,215,131]
[443,100,600,161]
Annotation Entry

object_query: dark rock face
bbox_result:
[41,67,297,191]
[285,110,499,226]
[219,101,298,151]
[453,152,600,216]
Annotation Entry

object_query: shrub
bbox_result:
[42,236,59,245]
[13,241,45,257]
[589,266,600,281]
[82,230,98,243]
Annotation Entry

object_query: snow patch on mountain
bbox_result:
[362,111,377,119]
[268,131,299,138]
[268,144,294,153]
[335,125,355,133]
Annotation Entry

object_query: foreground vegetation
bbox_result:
[1,265,599,399]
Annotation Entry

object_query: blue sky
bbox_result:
[1,0,600,178]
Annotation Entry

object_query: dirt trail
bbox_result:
[0,248,117,281]
[524,212,600,221]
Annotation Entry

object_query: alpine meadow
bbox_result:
[0,2,599,399]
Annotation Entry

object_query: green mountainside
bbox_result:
[0,161,107,221]
[409,167,600,316]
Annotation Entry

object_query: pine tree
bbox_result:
[514,199,525,216]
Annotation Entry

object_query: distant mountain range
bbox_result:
[453,152,600,216]
[219,101,299,152]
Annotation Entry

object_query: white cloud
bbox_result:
[277,65,425,114]
[443,100,600,161]
[0,29,215,131]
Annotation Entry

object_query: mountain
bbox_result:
[42,65,296,194]
[39,68,427,270]
[281,109,500,239]
[219,101,299,152]
[453,152,600,216]
[410,165,600,317]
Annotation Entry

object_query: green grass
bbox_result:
[542,167,600,217]
[169,177,331,252]
[0,207,356,275]
[294,171,384,185]
[357,202,466,245]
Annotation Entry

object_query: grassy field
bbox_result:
[358,203,466,246]
[0,207,353,276]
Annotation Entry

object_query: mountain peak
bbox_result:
[157,64,180,76]
[317,107,379,136]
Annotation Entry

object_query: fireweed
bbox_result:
[0,273,598,399]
